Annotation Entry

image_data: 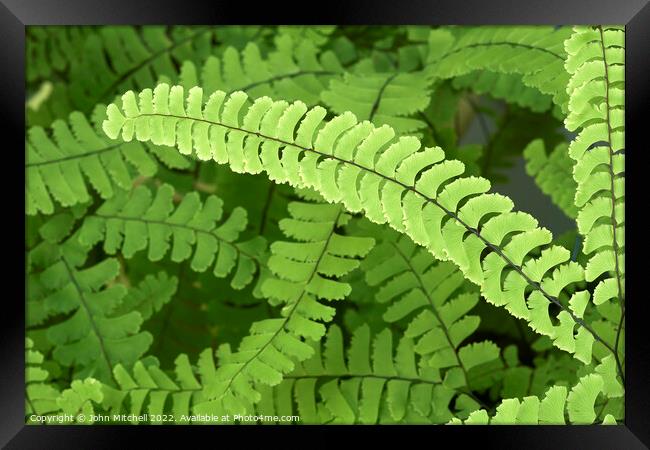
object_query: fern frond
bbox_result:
[277,26,337,48]
[26,338,106,424]
[564,26,625,311]
[100,349,216,424]
[68,26,216,113]
[26,107,189,215]
[451,71,555,115]
[27,26,95,84]
[175,37,344,107]
[426,26,573,112]
[255,324,463,424]
[26,338,61,419]
[451,357,623,425]
[321,70,434,135]
[523,139,579,219]
[78,183,266,290]
[110,271,178,321]
[102,84,621,371]
[195,197,373,415]
[30,238,152,384]
[363,234,500,392]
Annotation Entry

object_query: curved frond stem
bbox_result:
[134,111,617,362]
[236,70,338,95]
[597,25,625,310]
[61,257,117,385]
[90,212,265,269]
[94,27,213,106]
[390,242,471,385]
[368,73,398,121]
[221,207,344,397]
[25,144,122,168]
[437,41,564,63]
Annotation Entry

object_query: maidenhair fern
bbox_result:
[77,183,266,290]
[103,83,618,370]
[26,107,189,215]
[256,324,461,424]
[523,139,579,219]
[26,338,106,425]
[175,37,345,107]
[363,234,500,394]
[564,26,625,312]
[29,237,154,384]
[450,355,623,425]
[25,25,626,426]
[197,194,374,415]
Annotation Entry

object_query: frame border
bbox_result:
[3,0,648,447]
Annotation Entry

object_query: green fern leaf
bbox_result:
[255,324,461,424]
[78,183,266,290]
[25,338,61,420]
[321,70,433,135]
[523,139,579,219]
[451,356,623,425]
[102,84,619,370]
[363,233,499,392]
[26,107,189,215]
[426,26,573,112]
[564,26,625,310]
[195,196,373,415]
[26,337,106,424]
[110,271,178,321]
[32,238,152,384]
[451,71,555,115]
[176,36,344,107]
[27,26,95,84]
[101,350,213,423]
[68,26,216,113]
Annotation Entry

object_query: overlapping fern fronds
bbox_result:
[425,26,573,112]
[363,234,500,393]
[193,194,373,415]
[175,36,345,107]
[26,106,189,215]
[254,324,462,424]
[78,183,266,290]
[27,237,154,384]
[26,338,105,424]
[102,84,620,376]
[450,355,623,425]
[27,26,96,84]
[451,71,555,115]
[24,25,628,426]
[68,26,217,113]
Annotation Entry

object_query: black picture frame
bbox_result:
[3,0,648,447]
